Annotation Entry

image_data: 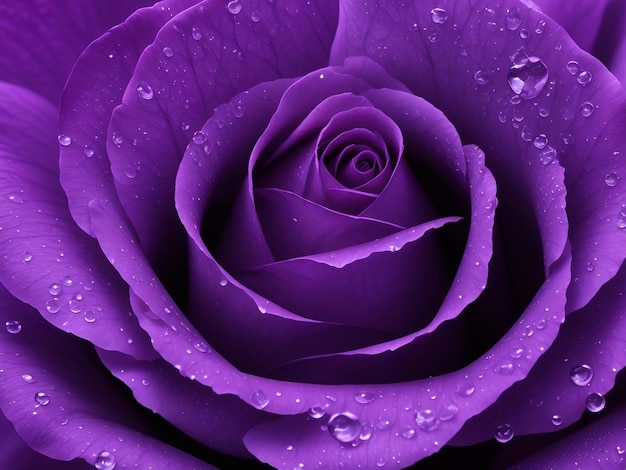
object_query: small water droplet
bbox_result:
[377,458,386,468]
[474,69,491,85]
[562,133,573,145]
[95,450,116,470]
[415,409,438,431]
[551,414,563,426]
[456,379,476,397]
[22,373,34,383]
[566,60,579,75]
[586,262,594,272]
[58,135,72,147]
[233,100,245,118]
[494,361,515,375]
[112,133,123,147]
[605,172,619,187]
[250,390,269,409]
[193,341,210,353]
[48,283,62,295]
[308,407,325,419]
[505,6,522,30]
[328,412,361,443]
[428,32,438,43]
[162,46,173,57]
[617,446,626,455]
[539,146,557,165]
[35,391,50,406]
[570,364,593,386]
[494,423,514,443]
[191,27,202,40]
[192,131,206,145]
[439,402,459,421]
[376,416,392,430]
[534,19,546,34]
[124,165,137,179]
[430,7,448,24]
[401,426,416,439]
[586,392,605,412]
[83,310,97,323]
[510,346,525,359]
[507,50,549,99]
[577,70,593,85]
[46,299,60,314]
[533,134,548,149]
[251,10,261,22]
[354,391,376,404]
[69,296,83,314]
[519,28,529,39]
[579,101,595,118]
[136,83,154,100]
[5,320,22,334]
[227,0,242,14]
[84,146,95,158]
[538,108,550,118]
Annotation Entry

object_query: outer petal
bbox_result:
[0,0,154,105]
[0,82,154,360]
[0,285,213,469]
[331,0,626,312]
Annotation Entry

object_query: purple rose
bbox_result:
[2,1,626,468]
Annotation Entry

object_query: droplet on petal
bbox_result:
[569,364,593,386]
[586,392,605,412]
[95,451,116,470]
[494,423,514,443]
[327,412,361,443]
[507,50,549,99]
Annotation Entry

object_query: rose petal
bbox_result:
[331,0,626,312]
[0,284,213,469]
[105,0,339,260]
[0,0,154,104]
[0,82,155,360]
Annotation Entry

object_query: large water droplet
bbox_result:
[5,320,22,334]
[474,69,491,85]
[533,134,548,149]
[136,83,154,100]
[507,50,549,99]
[579,102,595,118]
[58,135,72,147]
[227,0,242,14]
[430,8,448,24]
[250,390,269,409]
[401,426,416,439]
[494,423,514,443]
[505,7,521,31]
[456,379,476,397]
[328,412,361,443]
[586,392,605,412]
[569,364,593,386]
[439,402,459,421]
[48,282,62,295]
[83,310,97,323]
[95,451,116,470]
[415,409,438,431]
[35,391,50,406]
[22,373,34,383]
[539,146,557,165]
[162,46,174,57]
[577,70,593,85]
[566,60,579,75]
[604,172,619,187]
[192,131,206,145]
[46,299,60,314]
[308,407,326,419]
[354,391,376,404]
[551,414,563,426]
[251,10,261,22]
[84,146,95,158]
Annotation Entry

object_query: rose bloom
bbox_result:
[1,0,626,468]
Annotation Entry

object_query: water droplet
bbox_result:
[328,412,361,443]
[84,146,95,158]
[539,146,557,165]
[48,283,62,295]
[69,295,83,314]
[35,391,50,406]
[191,27,202,40]
[474,69,491,85]
[428,32,438,43]
[376,416,392,430]
[162,46,173,57]
[112,133,123,147]
[586,392,605,412]
[577,70,593,85]
[603,172,618,187]
[566,60,579,75]
[533,134,548,149]
[233,100,245,118]
[250,389,269,409]
[456,379,476,397]
[519,28,529,39]
[5,320,22,334]
[58,135,72,147]
[83,310,97,323]
[251,10,261,22]
[95,451,116,470]
[308,407,325,419]
[439,403,459,421]
[430,7,448,24]
[494,361,515,375]
[22,373,34,383]
[551,414,563,426]
[508,50,549,99]
[354,391,376,404]
[192,131,206,145]
[377,458,386,468]
[415,409,438,431]
[586,262,595,272]
[520,126,533,142]
[401,426,416,439]
[579,101,595,118]
[538,108,550,118]
[46,299,60,314]
[562,133,573,145]
[505,7,522,30]
[494,423,514,443]
[124,165,137,179]
[510,346,525,359]
[618,446,626,455]
[136,83,154,100]
[569,364,593,386]
[193,341,210,353]
[534,19,546,34]
[227,0,242,15]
